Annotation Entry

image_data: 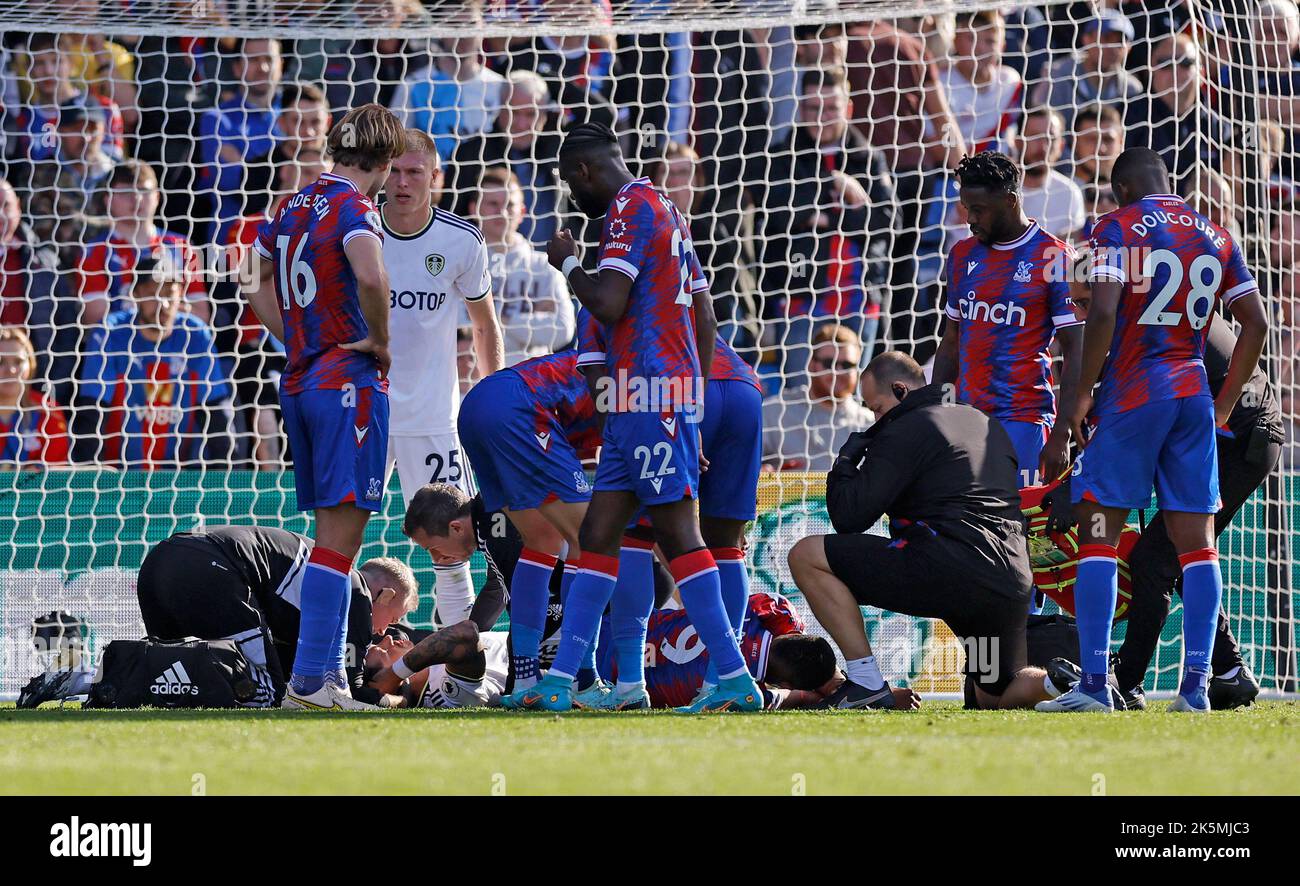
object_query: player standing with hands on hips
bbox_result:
[1040,148,1269,714]
[502,122,763,712]
[243,104,406,710]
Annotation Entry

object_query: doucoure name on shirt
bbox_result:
[1129,210,1227,248]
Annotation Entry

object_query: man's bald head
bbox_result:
[860,351,926,418]
[864,351,925,388]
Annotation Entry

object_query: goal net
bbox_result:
[0,0,1294,699]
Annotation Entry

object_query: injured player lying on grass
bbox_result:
[365,591,919,710]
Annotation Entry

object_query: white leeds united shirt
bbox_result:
[381,205,490,436]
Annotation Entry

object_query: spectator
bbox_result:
[25,98,115,269]
[941,10,1022,156]
[290,0,433,114]
[59,33,138,135]
[124,34,213,241]
[470,166,574,365]
[1069,103,1124,194]
[0,325,68,466]
[391,0,506,161]
[1126,32,1236,189]
[275,82,330,161]
[219,147,327,469]
[1080,179,1119,240]
[762,67,895,373]
[647,141,760,359]
[1268,201,1300,272]
[1247,0,1300,135]
[1018,106,1086,242]
[689,27,771,232]
[1185,166,1245,243]
[0,176,76,401]
[446,71,565,245]
[1001,4,1051,83]
[1032,10,1142,134]
[766,9,850,148]
[499,0,619,130]
[14,33,125,165]
[73,252,232,469]
[845,14,966,176]
[613,0,695,152]
[196,37,283,242]
[125,32,209,163]
[213,81,328,251]
[1254,120,1294,206]
[761,323,872,472]
[844,14,965,350]
[78,160,209,328]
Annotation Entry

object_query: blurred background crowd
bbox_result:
[0,0,1297,472]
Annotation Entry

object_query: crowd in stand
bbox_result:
[0,0,1296,471]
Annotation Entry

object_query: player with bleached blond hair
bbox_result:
[379,128,505,627]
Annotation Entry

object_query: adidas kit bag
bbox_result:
[85,637,258,708]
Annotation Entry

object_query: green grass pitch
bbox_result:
[3,701,1297,795]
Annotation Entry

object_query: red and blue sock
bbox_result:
[671,548,746,680]
[511,548,557,685]
[612,536,655,688]
[702,546,749,686]
[550,552,619,682]
[1179,547,1222,695]
[560,557,577,606]
[293,546,353,695]
[1074,543,1118,700]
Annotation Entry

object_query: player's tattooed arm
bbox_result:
[400,620,482,673]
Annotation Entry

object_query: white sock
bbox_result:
[433,561,475,626]
[616,680,644,696]
[845,655,885,690]
[514,674,538,690]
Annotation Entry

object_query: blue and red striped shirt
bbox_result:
[945,221,1079,425]
[254,171,386,395]
[1088,195,1258,415]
